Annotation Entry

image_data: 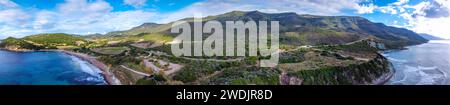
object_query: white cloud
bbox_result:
[392,0,409,6]
[0,0,157,38]
[32,10,58,30]
[124,0,147,7]
[379,6,398,14]
[58,0,113,17]
[355,0,409,15]
[0,0,29,26]
[409,16,450,39]
[46,0,156,35]
[347,0,450,39]
[0,0,18,8]
[357,4,377,14]
[398,0,450,39]
[0,9,30,25]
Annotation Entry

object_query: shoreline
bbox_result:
[371,42,428,85]
[375,41,432,85]
[59,50,120,85]
[371,62,396,85]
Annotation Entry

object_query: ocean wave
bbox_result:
[390,65,445,85]
[68,55,106,83]
[386,57,407,63]
[418,66,438,70]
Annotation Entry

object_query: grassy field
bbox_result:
[91,47,130,55]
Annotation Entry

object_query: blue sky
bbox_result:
[0,0,449,39]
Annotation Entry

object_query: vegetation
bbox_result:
[136,74,167,85]
[171,60,244,83]
[203,67,280,85]
[279,48,309,63]
[287,54,390,85]
[0,11,412,85]
[91,47,129,55]
[0,37,43,50]
[23,33,87,48]
[98,54,140,66]
[315,41,378,53]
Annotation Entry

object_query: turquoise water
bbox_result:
[0,50,106,85]
[384,40,450,85]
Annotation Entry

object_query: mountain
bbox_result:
[419,33,445,40]
[105,23,164,36]
[90,11,429,49]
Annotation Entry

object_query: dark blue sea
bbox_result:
[0,50,106,85]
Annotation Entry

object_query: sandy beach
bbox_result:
[60,50,120,85]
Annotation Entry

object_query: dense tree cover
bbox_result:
[203,67,280,85]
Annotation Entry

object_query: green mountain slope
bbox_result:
[23,33,87,46]
[107,11,427,49]
[105,23,166,36]
[0,37,43,50]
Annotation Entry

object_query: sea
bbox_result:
[0,50,106,85]
[384,40,450,85]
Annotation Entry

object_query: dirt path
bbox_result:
[120,65,151,77]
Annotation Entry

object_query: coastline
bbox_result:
[375,41,431,85]
[371,62,396,85]
[372,40,431,85]
[0,48,120,85]
[59,50,121,85]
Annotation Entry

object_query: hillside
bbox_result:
[105,11,427,49]
[105,23,165,36]
[0,37,43,51]
[24,33,86,45]
[0,33,88,50]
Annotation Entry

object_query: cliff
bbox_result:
[281,54,393,85]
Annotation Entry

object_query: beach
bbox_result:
[60,50,121,85]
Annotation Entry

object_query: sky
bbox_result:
[0,0,449,39]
